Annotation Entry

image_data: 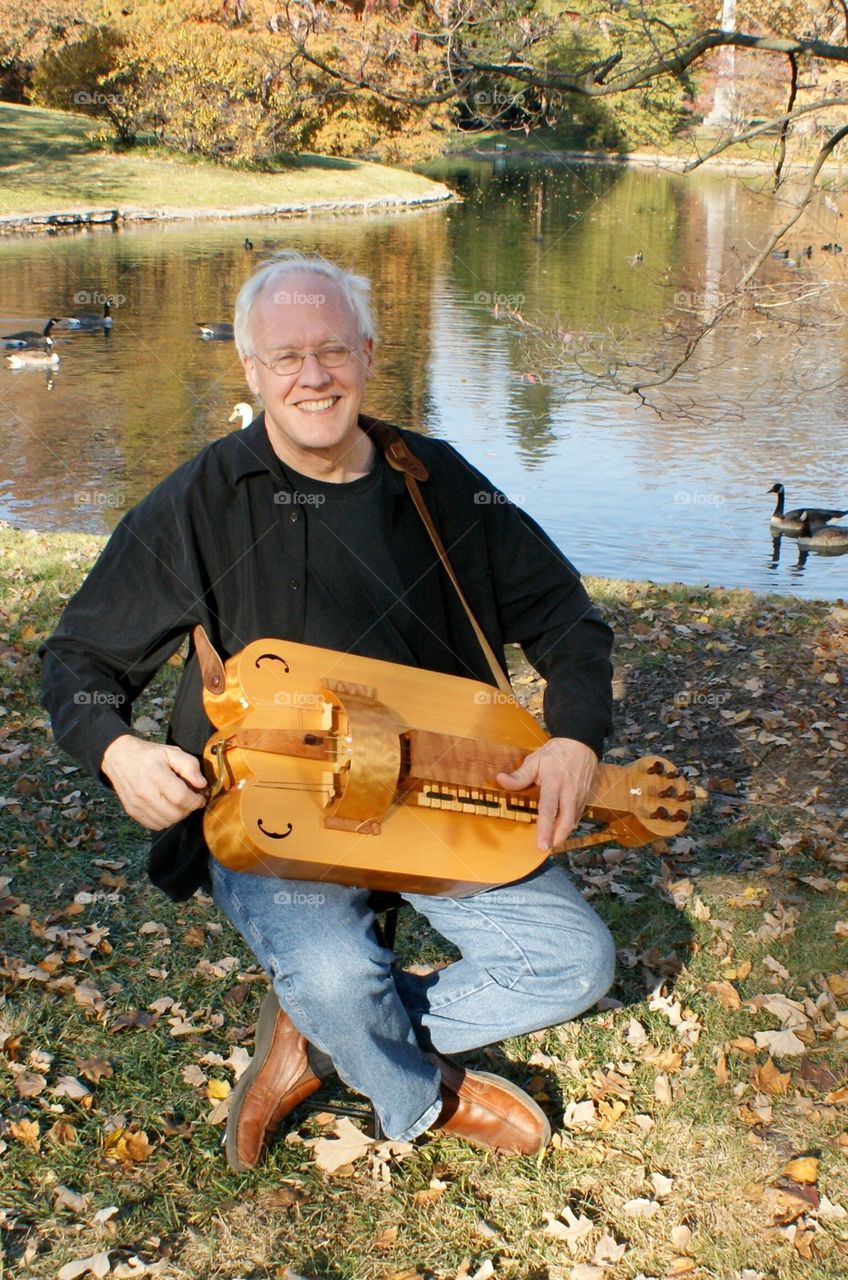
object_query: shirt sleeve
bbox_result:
[448,448,614,757]
[39,493,203,780]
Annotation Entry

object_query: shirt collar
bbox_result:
[228,413,407,496]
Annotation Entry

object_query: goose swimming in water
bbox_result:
[197,322,234,340]
[64,301,112,330]
[1,318,60,349]
[767,482,847,534]
[228,403,254,429]
[796,511,848,549]
[6,345,60,368]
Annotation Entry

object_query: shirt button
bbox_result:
[290,580,299,591]
[289,510,298,523]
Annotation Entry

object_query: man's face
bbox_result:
[242,273,373,469]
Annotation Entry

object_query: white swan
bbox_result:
[228,402,254,429]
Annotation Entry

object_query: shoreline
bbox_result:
[2,522,842,608]
[451,143,848,175]
[0,185,456,237]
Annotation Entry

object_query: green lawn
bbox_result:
[2,524,847,1279]
[0,102,449,217]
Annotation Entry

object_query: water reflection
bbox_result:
[1,159,847,600]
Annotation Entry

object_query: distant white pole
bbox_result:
[704,0,737,127]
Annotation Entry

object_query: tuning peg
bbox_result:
[651,805,671,821]
[647,761,667,775]
[665,769,683,779]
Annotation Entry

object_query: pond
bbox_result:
[2,154,848,601]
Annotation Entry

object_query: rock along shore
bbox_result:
[0,185,456,236]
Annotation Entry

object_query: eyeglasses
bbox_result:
[248,344,355,377]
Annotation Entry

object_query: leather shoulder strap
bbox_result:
[362,417,513,697]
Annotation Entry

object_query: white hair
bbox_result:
[233,251,377,358]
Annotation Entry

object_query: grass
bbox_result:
[0,102,447,217]
[1,524,847,1280]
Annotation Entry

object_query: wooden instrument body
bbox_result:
[201,639,692,896]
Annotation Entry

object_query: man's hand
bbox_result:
[101,734,208,831]
[497,737,598,853]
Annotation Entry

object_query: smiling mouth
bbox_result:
[295,396,340,412]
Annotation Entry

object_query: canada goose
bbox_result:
[197,322,234,340]
[796,511,848,549]
[767,482,847,534]
[6,346,60,368]
[64,301,112,330]
[228,402,254,430]
[1,318,60,348]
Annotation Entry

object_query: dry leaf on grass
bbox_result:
[57,1252,112,1280]
[751,1058,791,1096]
[781,1156,819,1185]
[307,1116,373,1173]
[541,1207,594,1252]
[623,1198,659,1218]
[569,1266,605,1280]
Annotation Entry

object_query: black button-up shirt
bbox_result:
[40,415,614,899]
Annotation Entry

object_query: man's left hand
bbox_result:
[497,737,598,853]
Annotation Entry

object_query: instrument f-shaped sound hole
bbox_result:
[255,653,290,672]
[257,818,293,840]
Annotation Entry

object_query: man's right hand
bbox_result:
[101,734,208,830]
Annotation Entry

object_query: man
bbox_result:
[41,251,616,1169]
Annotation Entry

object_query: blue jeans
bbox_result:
[209,857,615,1141]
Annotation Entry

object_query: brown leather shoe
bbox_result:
[430,1053,551,1155]
[225,990,322,1171]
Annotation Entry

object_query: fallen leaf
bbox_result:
[592,1232,626,1265]
[47,1120,78,1146]
[57,1252,112,1280]
[752,1058,792,1096]
[15,1070,46,1097]
[309,1116,373,1173]
[623,1197,659,1217]
[54,1185,90,1214]
[206,1077,230,1101]
[781,1155,819,1184]
[754,1029,805,1056]
[413,1177,448,1204]
[670,1224,693,1252]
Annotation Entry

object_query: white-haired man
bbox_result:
[42,252,616,1167]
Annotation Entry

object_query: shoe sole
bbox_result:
[224,988,288,1172]
[450,1068,552,1154]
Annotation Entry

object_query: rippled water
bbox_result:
[2,156,848,600]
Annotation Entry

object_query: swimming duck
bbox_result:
[767,482,847,534]
[6,346,60,368]
[244,237,254,251]
[228,402,254,429]
[197,322,234,340]
[64,301,112,330]
[796,511,848,549]
[1,318,60,348]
